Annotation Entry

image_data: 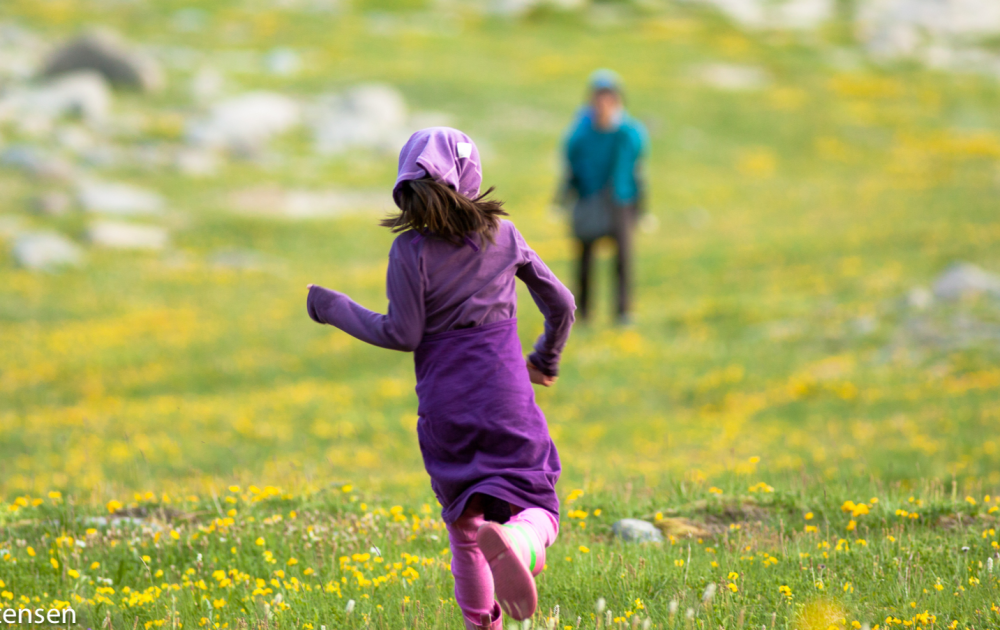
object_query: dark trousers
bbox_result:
[576,206,634,320]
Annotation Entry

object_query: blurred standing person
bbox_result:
[561,69,648,325]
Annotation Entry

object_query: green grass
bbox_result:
[1,0,1000,627]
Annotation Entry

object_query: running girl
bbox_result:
[306,127,576,630]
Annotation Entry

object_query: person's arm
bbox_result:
[514,234,576,378]
[610,119,648,207]
[307,239,425,352]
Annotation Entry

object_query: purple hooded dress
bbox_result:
[307,127,576,524]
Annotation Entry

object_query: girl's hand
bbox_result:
[526,359,556,387]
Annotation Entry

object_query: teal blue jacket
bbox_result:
[564,106,648,206]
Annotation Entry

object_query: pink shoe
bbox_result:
[464,604,503,630]
[477,522,538,621]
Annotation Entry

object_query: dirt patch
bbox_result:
[650,498,779,539]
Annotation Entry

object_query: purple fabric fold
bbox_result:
[415,318,561,524]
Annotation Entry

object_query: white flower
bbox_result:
[595,598,606,614]
[702,583,717,603]
[685,608,695,619]
[345,599,355,614]
[668,600,679,615]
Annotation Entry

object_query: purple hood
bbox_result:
[393,127,482,208]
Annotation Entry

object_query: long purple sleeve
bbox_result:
[307,238,425,351]
[307,222,575,375]
[515,236,576,377]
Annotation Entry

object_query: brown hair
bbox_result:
[382,178,508,246]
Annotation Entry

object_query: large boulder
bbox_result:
[12,231,84,271]
[187,91,301,156]
[78,180,165,216]
[932,263,1000,301]
[310,84,409,156]
[857,0,1000,61]
[87,221,169,250]
[692,0,833,30]
[0,71,111,126]
[41,29,164,92]
[0,145,77,182]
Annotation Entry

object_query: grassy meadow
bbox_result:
[1,0,999,627]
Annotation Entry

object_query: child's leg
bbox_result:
[448,498,502,629]
[476,504,558,621]
[504,506,559,576]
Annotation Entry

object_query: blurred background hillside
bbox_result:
[2,0,1000,505]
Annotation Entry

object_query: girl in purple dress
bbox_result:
[306,127,576,629]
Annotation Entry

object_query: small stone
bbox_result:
[265,47,301,76]
[175,148,219,177]
[210,249,272,271]
[30,191,72,217]
[78,180,164,216]
[172,8,208,33]
[612,519,664,543]
[696,63,771,91]
[190,66,224,104]
[12,231,84,270]
[932,262,1000,301]
[87,221,169,250]
[906,286,933,310]
[0,145,76,182]
[41,28,165,92]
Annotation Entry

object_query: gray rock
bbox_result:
[695,63,771,91]
[693,0,833,30]
[87,221,169,250]
[210,249,275,271]
[172,8,208,33]
[175,148,219,177]
[187,91,301,155]
[932,263,1000,301]
[612,518,664,543]
[0,71,112,125]
[0,145,76,181]
[0,215,25,240]
[310,83,408,156]
[189,66,224,104]
[265,47,301,76]
[78,180,164,216]
[857,0,1000,65]
[906,286,933,310]
[12,231,84,270]
[228,186,390,219]
[41,28,165,92]
[0,23,44,80]
[482,0,584,17]
[30,191,72,217]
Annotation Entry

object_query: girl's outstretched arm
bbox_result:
[515,235,576,378]
[306,240,425,351]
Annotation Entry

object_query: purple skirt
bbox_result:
[414,318,561,524]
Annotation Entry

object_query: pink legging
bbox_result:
[447,497,559,625]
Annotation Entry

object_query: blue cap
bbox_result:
[589,68,622,92]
